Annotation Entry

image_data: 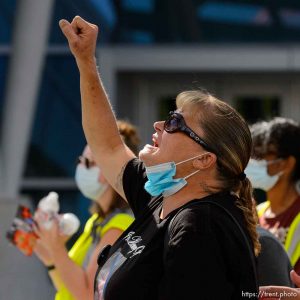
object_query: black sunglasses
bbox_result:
[76,156,91,169]
[164,111,215,153]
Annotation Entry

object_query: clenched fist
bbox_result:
[59,16,98,62]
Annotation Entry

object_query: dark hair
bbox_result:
[90,120,140,217]
[251,117,300,183]
[176,90,261,256]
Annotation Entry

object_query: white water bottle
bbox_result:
[59,213,80,236]
[37,191,60,229]
[37,192,80,236]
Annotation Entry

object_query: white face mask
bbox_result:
[75,164,108,201]
[244,158,283,191]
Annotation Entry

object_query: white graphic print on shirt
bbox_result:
[124,231,145,258]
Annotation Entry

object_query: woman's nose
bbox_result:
[153,121,164,133]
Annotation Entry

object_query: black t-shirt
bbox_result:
[94,158,258,300]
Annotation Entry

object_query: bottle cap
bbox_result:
[59,213,80,236]
[38,192,60,213]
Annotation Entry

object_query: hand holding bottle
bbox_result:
[35,191,80,236]
[36,191,60,229]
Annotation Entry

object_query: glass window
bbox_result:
[122,0,154,13]
[158,95,177,120]
[0,0,17,44]
[235,95,280,124]
[280,9,300,29]
[198,2,272,26]
[45,0,300,44]
[24,55,86,178]
[49,0,116,44]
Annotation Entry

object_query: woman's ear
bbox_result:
[192,152,217,170]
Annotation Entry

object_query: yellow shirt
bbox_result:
[55,212,134,300]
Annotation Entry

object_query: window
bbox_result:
[158,95,177,120]
[0,0,17,44]
[235,95,280,124]
[24,55,85,178]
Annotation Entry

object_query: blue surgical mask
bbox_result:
[75,164,108,201]
[244,158,282,191]
[144,153,207,197]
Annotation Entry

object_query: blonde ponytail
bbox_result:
[236,178,261,256]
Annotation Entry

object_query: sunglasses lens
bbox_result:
[85,158,90,169]
[77,156,90,169]
[165,115,180,132]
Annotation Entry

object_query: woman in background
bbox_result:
[34,120,140,300]
[245,117,300,272]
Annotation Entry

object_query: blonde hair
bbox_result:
[176,90,261,256]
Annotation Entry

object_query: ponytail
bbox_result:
[235,178,261,256]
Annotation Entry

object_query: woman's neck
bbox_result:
[267,181,298,216]
[160,187,211,220]
[160,176,220,220]
[96,187,114,216]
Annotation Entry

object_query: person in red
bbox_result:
[245,117,300,272]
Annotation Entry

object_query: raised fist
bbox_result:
[59,16,98,62]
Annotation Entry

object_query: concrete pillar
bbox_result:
[0,0,55,198]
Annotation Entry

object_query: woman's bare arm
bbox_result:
[59,16,135,199]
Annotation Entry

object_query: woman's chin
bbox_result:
[139,144,159,165]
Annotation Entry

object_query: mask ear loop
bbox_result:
[266,158,283,166]
[266,158,285,179]
[295,180,300,195]
[175,152,210,166]
[179,153,210,180]
[184,169,200,180]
